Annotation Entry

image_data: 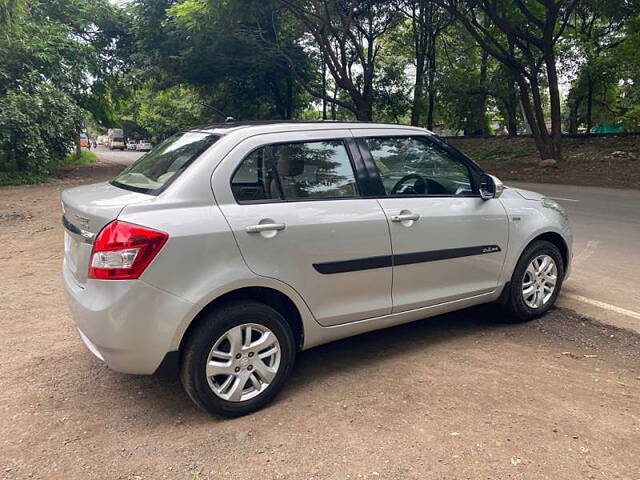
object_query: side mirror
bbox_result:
[479,174,504,200]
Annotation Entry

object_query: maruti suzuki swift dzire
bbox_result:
[62,122,572,416]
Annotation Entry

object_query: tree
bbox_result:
[563,0,633,134]
[0,0,128,175]
[126,0,312,121]
[0,82,84,174]
[277,0,401,120]
[0,0,22,27]
[127,84,210,141]
[437,24,492,134]
[617,12,640,128]
[398,0,451,128]
[372,56,413,123]
[487,62,520,136]
[437,0,581,159]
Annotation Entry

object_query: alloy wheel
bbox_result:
[522,254,558,309]
[205,323,281,402]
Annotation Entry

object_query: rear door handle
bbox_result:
[390,213,420,222]
[246,223,286,233]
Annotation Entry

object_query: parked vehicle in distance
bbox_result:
[137,140,152,151]
[61,122,572,417]
[127,140,138,151]
[79,133,89,148]
[107,128,126,151]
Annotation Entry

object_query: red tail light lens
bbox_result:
[88,220,169,280]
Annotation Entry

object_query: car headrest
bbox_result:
[276,148,304,177]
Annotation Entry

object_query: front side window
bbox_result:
[231,140,358,202]
[365,136,474,196]
[112,131,219,194]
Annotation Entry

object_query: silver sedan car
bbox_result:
[61,122,572,416]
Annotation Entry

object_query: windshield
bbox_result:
[112,131,219,194]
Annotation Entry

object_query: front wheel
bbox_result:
[180,301,296,417]
[501,240,565,322]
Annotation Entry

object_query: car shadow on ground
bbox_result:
[283,304,512,396]
[107,304,516,422]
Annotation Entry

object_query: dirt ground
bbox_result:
[1,161,640,480]
[449,135,640,190]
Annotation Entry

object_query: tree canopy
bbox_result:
[1,0,640,177]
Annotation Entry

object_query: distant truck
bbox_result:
[107,128,126,150]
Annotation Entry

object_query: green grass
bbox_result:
[55,149,98,166]
[0,171,49,186]
[470,144,532,161]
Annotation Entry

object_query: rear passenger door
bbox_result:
[213,130,393,326]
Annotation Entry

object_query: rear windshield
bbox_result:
[111,131,219,194]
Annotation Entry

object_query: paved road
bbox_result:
[93,147,640,331]
[511,182,640,332]
[93,145,144,165]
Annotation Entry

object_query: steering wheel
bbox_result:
[390,174,426,195]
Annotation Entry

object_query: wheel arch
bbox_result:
[495,229,570,310]
[178,286,305,356]
[527,231,569,271]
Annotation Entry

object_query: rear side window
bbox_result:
[231,140,358,202]
[112,131,219,194]
[365,136,474,196]
[231,148,274,202]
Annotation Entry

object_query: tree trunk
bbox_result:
[426,35,437,131]
[505,103,518,136]
[544,50,563,159]
[411,67,425,126]
[286,73,293,119]
[269,77,286,120]
[11,137,23,171]
[361,60,375,121]
[568,98,579,135]
[505,76,519,136]
[75,137,82,162]
[516,78,553,159]
[467,50,489,136]
[330,87,337,120]
[586,79,594,135]
[477,49,488,136]
[355,100,373,121]
[321,58,327,120]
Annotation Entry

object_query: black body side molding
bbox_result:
[313,245,501,275]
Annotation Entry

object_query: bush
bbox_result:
[622,106,640,132]
[0,172,49,186]
[0,83,85,175]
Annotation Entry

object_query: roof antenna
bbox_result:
[225,117,236,123]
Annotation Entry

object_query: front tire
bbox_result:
[501,240,565,322]
[180,300,296,417]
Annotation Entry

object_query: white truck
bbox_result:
[107,128,126,150]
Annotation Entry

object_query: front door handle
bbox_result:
[390,213,420,222]
[246,223,286,233]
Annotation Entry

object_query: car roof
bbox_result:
[189,120,429,136]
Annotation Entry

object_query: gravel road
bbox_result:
[1,160,639,480]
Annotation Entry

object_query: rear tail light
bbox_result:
[88,220,169,280]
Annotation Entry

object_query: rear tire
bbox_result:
[180,300,296,417]
[500,240,564,322]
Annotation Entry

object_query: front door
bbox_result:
[354,131,509,313]
[213,130,393,326]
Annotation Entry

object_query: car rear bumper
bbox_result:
[63,260,194,374]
